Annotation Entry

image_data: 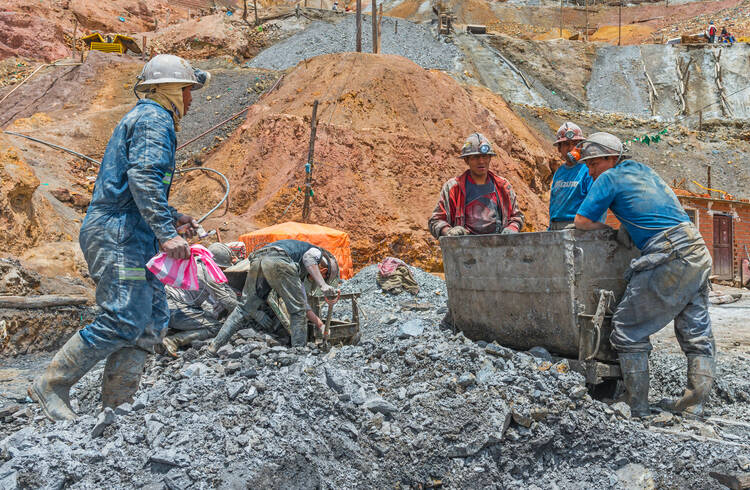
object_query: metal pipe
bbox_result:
[174,166,230,224]
[2,130,102,165]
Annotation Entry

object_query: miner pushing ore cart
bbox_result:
[436,131,717,419]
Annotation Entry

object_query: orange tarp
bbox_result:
[238,222,354,279]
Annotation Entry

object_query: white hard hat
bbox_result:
[135,54,210,92]
[578,132,628,162]
[460,132,496,158]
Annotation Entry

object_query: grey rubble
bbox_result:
[1,267,749,489]
[248,16,461,71]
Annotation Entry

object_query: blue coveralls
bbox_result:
[78,99,180,351]
[577,160,714,357]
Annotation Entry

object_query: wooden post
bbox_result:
[585,0,588,41]
[371,0,377,53]
[559,0,563,38]
[72,19,78,61]
[254,0,259,25]
[377,4,383,52]
[356,0,362,52]
[243,0,248,21]
[707,165,711,197]
[301,100,319,222]
[141,36,146,61]
[618,0,622,46]
[395,20,398,34]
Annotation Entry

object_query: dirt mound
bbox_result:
[589,24,655,44]
[533,28,575,41]
[147,14,266,59]
[70,0,156,33]
[172,52,553,271]
[0,12,70,62]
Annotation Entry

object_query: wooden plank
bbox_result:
[0,295,89,309]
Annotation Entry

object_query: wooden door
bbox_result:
[713,215,733,279]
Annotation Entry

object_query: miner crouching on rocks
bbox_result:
[428,132,524,238]
[548,122,596,230]
[161,243,240,357]
[573,132,715,418]
[208,240,340,352]
[428,132,525,330]
[29,55,210,421]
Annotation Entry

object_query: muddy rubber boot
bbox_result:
[208,308,246,355]
[101,347,147,409]
[619,352,650,418]
[28,333,107,421]
[289,311,308,347]
[163,329,216,357]
[660,355,715,416]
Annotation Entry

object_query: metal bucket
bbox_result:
[440,229,639,363]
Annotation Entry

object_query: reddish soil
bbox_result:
[171,53,554,271]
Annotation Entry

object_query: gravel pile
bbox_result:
[247,16,462,71]
[1,267,749,488]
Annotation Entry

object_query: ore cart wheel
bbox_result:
[588,378,622,401]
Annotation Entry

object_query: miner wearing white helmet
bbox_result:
[574,132,715,419]
[30,55,210,421]
[161,243,241,357]
[548,122,599,230]
[428,132,524,238]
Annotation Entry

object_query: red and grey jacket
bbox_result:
[428,170,525,239]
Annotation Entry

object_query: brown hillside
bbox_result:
[171,52,554,271]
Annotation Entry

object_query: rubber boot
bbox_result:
[163,329,216,357]
[289,311,308,347]
[208,308,247,355]
[101,347,147,409]
[619,352,650,418]
[28,332,108,421]
[660,355,715,416]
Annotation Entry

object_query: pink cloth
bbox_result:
[147,244,228,291]
[377,257,407,277]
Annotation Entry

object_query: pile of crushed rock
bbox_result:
[248,16,462,71]
[1,266,749,488]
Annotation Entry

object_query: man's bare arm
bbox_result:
[575,214,610,230]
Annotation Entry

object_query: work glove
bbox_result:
[563,223,577,230]
[500,227,519,235]
[162,235,190,260]
[445,226,469,237]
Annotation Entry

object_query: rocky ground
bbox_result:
[1,266,749,489]
[247,15,462,71]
